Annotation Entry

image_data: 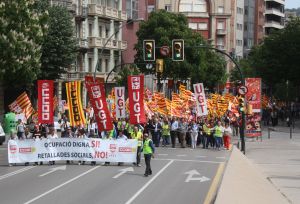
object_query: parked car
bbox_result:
[0,123,5,145]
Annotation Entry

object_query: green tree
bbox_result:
[230,58,256,83]
[0,1,46,89]
[114,65,140,88]
[134,10,226,90]
[40,5,77,80]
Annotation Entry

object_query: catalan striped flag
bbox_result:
[8,92,35,118]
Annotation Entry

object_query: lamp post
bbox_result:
[196,45,246,154]
[93,18,144,80]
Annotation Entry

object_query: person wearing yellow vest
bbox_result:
[142,133,155,177]
[162,119,170,147]
[212,121,224,150]
[203,120,211,149]
[131,126,143,166]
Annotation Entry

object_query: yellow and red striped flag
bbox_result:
[9,92,35,118]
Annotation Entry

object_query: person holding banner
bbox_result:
[47,127,58,165]
[142,133,155,177]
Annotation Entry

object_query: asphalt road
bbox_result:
[0,144,230,204]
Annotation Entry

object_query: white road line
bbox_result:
[216,157,226,159]
[24,166,100,204]
[125,160,174,204]
[177,154,187,157]
[154,158,223,164]
[0,166,35,181]
[157,154,168,156]
[196,156,207,158]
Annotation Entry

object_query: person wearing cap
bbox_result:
[142,133,155,177]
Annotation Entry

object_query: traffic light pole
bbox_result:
[195,45,246,154]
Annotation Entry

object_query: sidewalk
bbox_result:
[216,125,300,204]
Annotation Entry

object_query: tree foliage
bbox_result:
[134,10,226,90]
[246,17,300,87]
[114,65,140,88]
[0,1,46,89]
[40,4,77,80]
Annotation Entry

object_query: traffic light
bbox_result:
[238,97,245,113]
[156,59,164,73]
[143,40,155,61]
[172,39,184,61]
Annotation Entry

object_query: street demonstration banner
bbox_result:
[193,83,208,116]
[8,138,138,163]
[86,81,113,131]
[245,78,262,137]
[115,87,126,119]
[38,80,54,124]
[65,81,86,127]
[128,75,146,124]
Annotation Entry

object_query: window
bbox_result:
[88,58,93,72]
[179,0,207,12]
[89,23,93,36]
[198,22,208,30]
[147,5,155,13]
[244,7,248,15]
[236,39,243,46]
[217,21,225,29]
[105,59,109,72]
[126,0,138,19]
[217,37,224,45]
[237,23,243,30]
[165,4,171,11]
[188,23,197,30]
[237,7,243,14]
[99,26,102,38]
[218,6,224,13]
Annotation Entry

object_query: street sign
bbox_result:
[238,86,248,95]
[146,63,153,69]
[160,46,170,57]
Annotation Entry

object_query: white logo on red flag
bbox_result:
[193,83,208,116]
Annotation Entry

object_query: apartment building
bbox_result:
[265,0,285,35]
[234,0,245,60]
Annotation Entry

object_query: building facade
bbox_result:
[265,0,285,35]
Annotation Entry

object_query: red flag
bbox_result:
[127,75,146,124]
[86,81,113,131]
[38,80,54,124]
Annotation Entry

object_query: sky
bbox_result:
[285,0,300,9]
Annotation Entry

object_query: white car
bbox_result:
[0,124,5,145]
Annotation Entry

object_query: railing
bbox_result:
[216,29,226,35]
[216,45,226,50]
[87,3,126,21]
[88,37,127,50]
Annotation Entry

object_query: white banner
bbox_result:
[8,138,138,163]
[193,83,208,116]
[114,87,126,119]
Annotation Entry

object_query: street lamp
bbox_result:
[93,18,144,80]
[196,44,246,154]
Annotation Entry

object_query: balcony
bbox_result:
[265,20,284,29]
[216,45,226,51]
[75,6,88,21]
[77,39,89,53]
[67,3,76,13]
[88,4,126,21]
[216,29,226,35]
[88,37,127,50]
[265,0,285,6]
[265,8,285,17]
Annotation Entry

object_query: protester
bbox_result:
[117,130,128,166]
[223,123,232,150]
[142,133,155,177]
[189,120,199,149]
[162,118,170,147]
[170,117,178,148]
[212,121,224,151]
[47,127,58,165]
[178,118,188,148]
[16,119,25,140]
[77,128,88,165]
[131,126,143,167]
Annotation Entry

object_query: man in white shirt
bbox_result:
[171,117,179,148]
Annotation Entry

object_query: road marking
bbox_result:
[112,167,134,179]
[176,154,187,157]
[203,163,225,204]
[184,170,210,183]
[157,154,168,156]
[196,156,207,158]
[154,158,223,164]
[39,165,66,177]
[216,157,226,159]
[0,166,35,181]
[125,160,174,204]
[24,166,100,204]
